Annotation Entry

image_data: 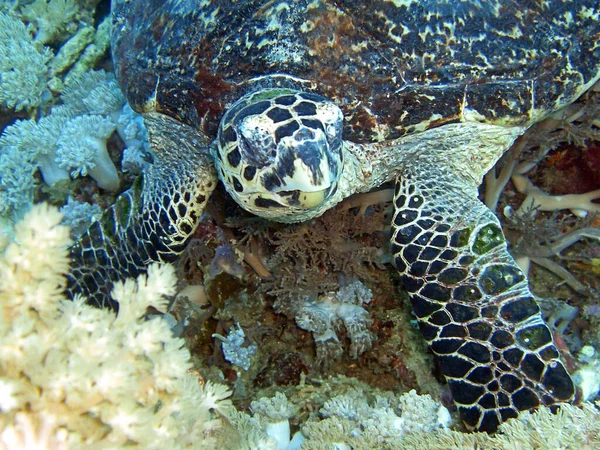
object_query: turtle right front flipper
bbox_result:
[391,162,576,432]
[66,113,217,309]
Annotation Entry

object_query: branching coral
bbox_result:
[504,209,600,296]
[482,84,600,334]
[485,83,600,214]
[511,174,600,218]
[49,24,95,77]
[0,203,233,448]
[62,16,112,85]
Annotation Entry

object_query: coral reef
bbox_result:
[0,204,233,448]
[0,2,140,230]
[0,1,110,114]
[172,86,600,446]
[1,2,600,447]
[484,83,600,294]
[174,199,432,397]
[226,375,600,450]
[309,388,451,442]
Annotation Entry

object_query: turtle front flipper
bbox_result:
[391,163,575,432]
[66,112,217,309]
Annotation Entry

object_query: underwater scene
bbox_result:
[0,0,599,448]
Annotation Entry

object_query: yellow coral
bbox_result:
[0,203,232,449]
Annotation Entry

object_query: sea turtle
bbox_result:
[67,0,600,432]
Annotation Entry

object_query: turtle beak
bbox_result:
[298,188,328,208]
[280,145,335,209]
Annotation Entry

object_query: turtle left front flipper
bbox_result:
[391,161,576,432]
[66,113,217,309]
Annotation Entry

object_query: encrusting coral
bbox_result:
[0,203,233,449]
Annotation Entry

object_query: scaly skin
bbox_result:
[66,113,217,308]
[391,163,575,432]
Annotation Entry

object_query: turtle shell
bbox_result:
[111,0,600,143]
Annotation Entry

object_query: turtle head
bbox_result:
[214,89,343,220]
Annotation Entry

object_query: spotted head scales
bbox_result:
[67,0,600,433]
[215,88,343,217]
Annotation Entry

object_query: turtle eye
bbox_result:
[326,122,338,139]
[238,133,251,153]
[238,126,277,167]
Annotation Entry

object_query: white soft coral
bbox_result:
[511,173,600,218]
[56,114,119,190]
[0,203,233,448]
[0,109,120,190]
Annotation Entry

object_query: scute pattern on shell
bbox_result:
[111,0,599,143]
